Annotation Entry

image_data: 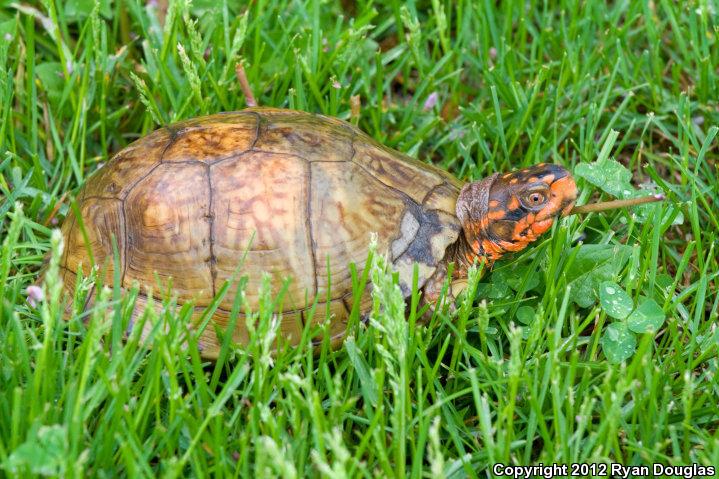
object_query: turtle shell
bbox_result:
[59,108,462,357]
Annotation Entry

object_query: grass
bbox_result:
[1,0,718,476]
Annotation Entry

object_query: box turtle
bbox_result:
[57,108,578,358]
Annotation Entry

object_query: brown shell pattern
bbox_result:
[59,108,461,357]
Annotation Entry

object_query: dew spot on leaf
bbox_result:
[600,322,637,363]
[627,297,666,333]
[599,281,634,320]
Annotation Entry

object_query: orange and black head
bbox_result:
[456,163,578,262]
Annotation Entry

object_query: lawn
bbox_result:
[1,0,718,477]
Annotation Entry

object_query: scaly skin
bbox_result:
[422,163,578,305]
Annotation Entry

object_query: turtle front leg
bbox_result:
[420,266,457,318]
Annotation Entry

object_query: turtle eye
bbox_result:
[522,191,547,208]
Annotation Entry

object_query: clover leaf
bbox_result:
[627,297,666,333]
[599,281,634,319]
[565,244,632,308]
[600,322,637,364]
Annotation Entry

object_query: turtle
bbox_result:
[56,108,578,358]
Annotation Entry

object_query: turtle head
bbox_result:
[456,163,577,262]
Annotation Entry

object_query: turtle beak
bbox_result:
[561,200,576,217]
[551,174,578,217]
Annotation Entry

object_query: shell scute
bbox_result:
[252,109,354,162]
[123,162,214,305]
[348,133,462,292]
[351,139,446,205]
[63,197,125,285]
[82,127,170,200]
[422,181,461,216]
[210,151,316,311]
[310,161,409,297]
[163,113,259,164]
